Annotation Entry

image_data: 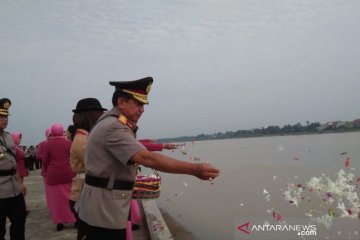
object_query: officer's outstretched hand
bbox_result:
[194,162,220,181]
[163,143,179,150]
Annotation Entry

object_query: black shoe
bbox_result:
[56,223,64,231]
[132,224,140,231]
[74,221,79,229]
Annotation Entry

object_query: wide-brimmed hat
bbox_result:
[72,98,107,113]
[0,98,11,116]
[109,77,153,104]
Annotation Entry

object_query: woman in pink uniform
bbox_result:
[10,132,28,181]
[43,123,75,231]
[10,132,30,214]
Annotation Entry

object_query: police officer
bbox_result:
[0,98,27,240]
[76,77,220,240]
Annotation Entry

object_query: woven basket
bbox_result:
[132,171,161,200]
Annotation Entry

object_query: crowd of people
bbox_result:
[0,77,220,240]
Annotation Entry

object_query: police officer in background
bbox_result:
[0,98,27,240]
[76,77,220,240]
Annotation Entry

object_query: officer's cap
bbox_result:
[0,98,11,116]
[109,77,153,104]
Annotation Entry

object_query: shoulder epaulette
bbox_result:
[118,114,138,134]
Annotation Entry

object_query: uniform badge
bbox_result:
[118,114,138,134]
[4,101,10,109]
[0,146,6,160]
[118,114,128,125]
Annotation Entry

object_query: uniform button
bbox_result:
[122,193,125,197]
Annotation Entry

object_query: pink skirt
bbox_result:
[47,183,76,224]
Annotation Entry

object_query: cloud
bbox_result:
[1,0,360,144]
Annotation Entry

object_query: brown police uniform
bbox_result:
[75,78,153,237]
[0,98,26,240]
[0,132,21,198]
[76,107,145,229]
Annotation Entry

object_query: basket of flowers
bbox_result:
[132,171,161,199]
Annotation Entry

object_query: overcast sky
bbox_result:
[1,0,360,146]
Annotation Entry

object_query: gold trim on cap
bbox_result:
[0,110,9,116]
[122,89,149,104]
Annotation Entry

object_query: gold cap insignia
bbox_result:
[146,83,152,94]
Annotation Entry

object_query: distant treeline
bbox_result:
[158,120,360,143]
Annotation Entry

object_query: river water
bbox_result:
[152,132,360,240]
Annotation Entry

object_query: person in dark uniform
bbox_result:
[0,98,27,240]
[25,146,36,171]
[76,77,220,240]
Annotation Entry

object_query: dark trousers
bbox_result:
[78,219,126,240]
[69,200,79,225]
[28,157,35,171]
[70,201,86,240]
[0,194,26,240]
[34,159,41,169]
[25,157,34,171]
[69,200,82,230]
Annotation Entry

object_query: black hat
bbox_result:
[72,98,107,113]
[109,77,153,104]
[0,98,11,116]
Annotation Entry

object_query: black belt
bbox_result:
[0,168,17,177]
[85,174,134,190]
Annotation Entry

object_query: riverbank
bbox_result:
[158,128,360,143]
[5,170,195,240]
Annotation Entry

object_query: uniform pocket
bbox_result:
[112,189,132,200]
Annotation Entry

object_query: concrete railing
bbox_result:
[141,200,173,240]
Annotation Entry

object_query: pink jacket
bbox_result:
[36,140,47,176]
[43,137,74,185]
[10,132,28,178]
[37,127,52,176]
[43,124,74,185]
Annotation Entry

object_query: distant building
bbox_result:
[317,121,345,131]
[335,121,345,128]
[353,118,360,127]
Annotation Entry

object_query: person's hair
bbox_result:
[73,111,103,131]
[112,90,132,107]
[67,125,77,140]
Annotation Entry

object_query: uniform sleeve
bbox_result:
[42,143,50,175]
[70,136,86,172]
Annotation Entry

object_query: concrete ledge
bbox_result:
[141,200,174,240]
